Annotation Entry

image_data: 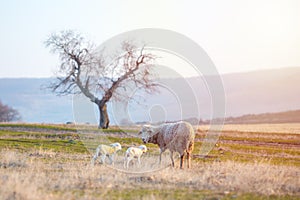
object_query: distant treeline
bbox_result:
[222,109,300,124]
[200,110,300,124]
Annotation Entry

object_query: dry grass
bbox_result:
[0,149,299,200]
[0,123,299,199]
[199,123,300,134]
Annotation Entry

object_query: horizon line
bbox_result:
[0,66,299,79]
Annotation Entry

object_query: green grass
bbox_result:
[222,143,300,156]
[101,189,223,200]
[99,128,139,133]
[0,129,142,155]
[196,132,300,145]
[0,123,140,135]
[219,135,299,145]
[212,143,300,166]
[0,137,87,153]
[107,136,156,148]
[0,123,299,199]
[191,140,300,166]
[1,124,299,166]
[0,123,77,132]
[0,130,80,139]
[220,130,300,136]
[76,188,300,200]
[2,129,298,166]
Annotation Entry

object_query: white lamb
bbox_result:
[91,142,122,166]
[124,145,147,169]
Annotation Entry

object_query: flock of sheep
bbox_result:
[91,121,195,169]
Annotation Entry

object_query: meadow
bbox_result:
[0,123,299,199]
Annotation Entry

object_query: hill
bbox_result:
[0,67,300,124]
[224,110,300,124]
[0,78,72,123]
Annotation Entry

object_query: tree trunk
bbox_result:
[98,103,109,129]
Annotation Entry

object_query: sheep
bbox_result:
[124,145,147,169]
[91,142,122,166]
[139,121,195,169]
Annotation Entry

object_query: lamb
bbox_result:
[124,145,147,169]
[139,121,195,169]
[91,142,122,166]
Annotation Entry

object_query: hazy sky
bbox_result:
[0,0,299,77]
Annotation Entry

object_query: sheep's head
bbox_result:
[139,125,157,144]
[138,145,147,153]
[110,142,122,151]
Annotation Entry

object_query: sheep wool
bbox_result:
[140,121,195,169]
[91,142,122,166]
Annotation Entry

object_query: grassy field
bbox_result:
[0,123,299,199]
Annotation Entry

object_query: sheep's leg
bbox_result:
[138,156,141,167]
[123,157,127,169]
[91,158,95,166]
[126,159,130,169]
[91,148,100,166]
[91,154,97,166]
[159,149,165,165]
[100,154,106,164]
[159,151,162,164]
[126,158,132,169]
[170,151,174,167]
[187,152,191,168]
[108,154,114,166]
[180,154,184,169]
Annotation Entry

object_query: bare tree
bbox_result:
[45,30,158,129]
[0,101,21,122]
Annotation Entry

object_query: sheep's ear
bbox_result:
[110,143,117,147]
[149,127,157,135]
[143,146,147,152]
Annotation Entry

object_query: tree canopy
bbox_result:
[45,30,158,128]
[0,101,21,122]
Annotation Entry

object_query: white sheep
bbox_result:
[124,145,147,169]
[139,121,195,169]
[91,142,122,166]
